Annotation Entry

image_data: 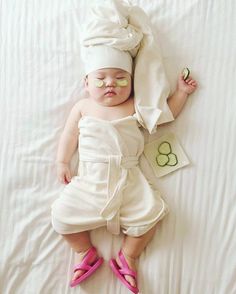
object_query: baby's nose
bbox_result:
[105,78,116,87]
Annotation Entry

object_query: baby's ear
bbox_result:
[84,76,88,88]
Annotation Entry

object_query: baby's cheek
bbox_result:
[120,86,132,97]
[90,88,102,98]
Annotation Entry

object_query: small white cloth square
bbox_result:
[144,133,190,177]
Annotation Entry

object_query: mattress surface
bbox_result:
[0,0,235,293]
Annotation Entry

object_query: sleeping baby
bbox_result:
[51,1,197,293]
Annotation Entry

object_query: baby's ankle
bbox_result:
[122,249,137,262]
[76,247,91,260]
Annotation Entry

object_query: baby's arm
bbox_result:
[56,101,83,184]
[167,73,197,118]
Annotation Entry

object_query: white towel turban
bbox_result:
[81,0,174,134]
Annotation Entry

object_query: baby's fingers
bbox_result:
[58,175,67,184]
[191,81,198,87]
[65,172,72,184]
[190,80,198,87]
[58,171,71,184]
[185,76,193,83]
[186,77,197,85]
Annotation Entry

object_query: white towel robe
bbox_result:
[51,115,168,237]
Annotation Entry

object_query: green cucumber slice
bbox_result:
[167,153,178,166]
[156,154,169,166]
[158,141,171,155]
[182,67,190,80]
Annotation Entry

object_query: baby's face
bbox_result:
[85,68,132,107]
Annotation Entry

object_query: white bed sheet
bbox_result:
[1,0,236,293]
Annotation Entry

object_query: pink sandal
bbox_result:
[110,250,139,294]
[70,247,103,288]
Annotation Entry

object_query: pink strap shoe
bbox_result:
[110,250,139,294]
[70,247,103,288]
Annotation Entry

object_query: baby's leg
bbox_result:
[62,232,97,282]
[122,225,156,258]
[117,225,157,287]
[63,231,92,252]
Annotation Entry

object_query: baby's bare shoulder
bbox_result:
[72,99,87,114]
[67,99,87,123]
[74,98,87,108]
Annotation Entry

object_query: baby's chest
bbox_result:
[84,98,134,121]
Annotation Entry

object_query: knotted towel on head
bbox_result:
[81,0,174,134]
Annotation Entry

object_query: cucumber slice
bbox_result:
[94,79,104,88]
[167,153,178,166]
[156,154,169,166]
[182,67,190,81]
[158,141,171,155]
[116,79,128,87]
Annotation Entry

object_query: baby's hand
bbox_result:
[177,73,198,95]
[56,162,72,184]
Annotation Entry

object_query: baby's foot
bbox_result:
[71,248,98,282]
[116,252,137,288]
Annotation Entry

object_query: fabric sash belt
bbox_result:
[79,153,139,234]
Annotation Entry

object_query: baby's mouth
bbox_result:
[105,90,116,96]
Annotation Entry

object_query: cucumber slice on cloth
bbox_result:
[156,154,169,166]
[182,67,190,80]
[156,140,179,167]
[158,141,171,155]
[167,153,178,166]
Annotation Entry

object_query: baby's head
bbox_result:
[85,68,132,107]
[83,45,133,106]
